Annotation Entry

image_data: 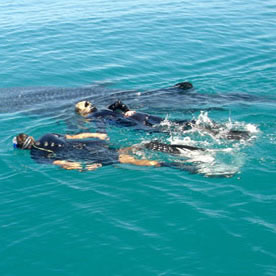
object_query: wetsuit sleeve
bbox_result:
[90,110,138,129]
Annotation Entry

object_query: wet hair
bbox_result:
[15,133,34,149]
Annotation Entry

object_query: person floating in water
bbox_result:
[12,132,162,171]
[75,100,250,140]
[13,132,207,172]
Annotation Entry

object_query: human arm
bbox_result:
[117,145,160,167]
[65,132,108,140]
[53,160,102,171]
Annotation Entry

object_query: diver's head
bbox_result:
[13,133,35,149]
[75,100,97,116]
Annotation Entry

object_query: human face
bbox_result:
[75,101,96,116]
[13,134,35,149]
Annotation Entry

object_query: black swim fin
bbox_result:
[226,130,250,140]
[144,141,205,155]
[108,100,130,113]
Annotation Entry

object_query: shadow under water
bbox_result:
[0,84,274,117]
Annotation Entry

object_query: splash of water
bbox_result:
[163,112,258,177]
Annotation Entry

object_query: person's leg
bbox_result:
[118,154,160,167]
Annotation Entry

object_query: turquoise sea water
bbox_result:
[1,0,276,275]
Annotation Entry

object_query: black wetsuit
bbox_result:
[87,110,139,128]
[86,107,193,133]
[125,112,195,130]
[106,100,194,130]
[25,132,226,175]
[105,101,251,140]
[30,133,119,165]
[120,111,250,140]
[29,133,206,171]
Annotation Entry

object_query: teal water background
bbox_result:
[1,0,276,275]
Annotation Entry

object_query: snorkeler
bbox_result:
[75,100,250,140]
[74,100,138,129]
[13,131,208,173]
[12,132,162,171]
[75,100,194,132]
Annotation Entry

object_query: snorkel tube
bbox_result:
[22,136,33,149]
[12,137,18,148]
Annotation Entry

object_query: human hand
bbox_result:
[53,160,82,170]
[148,160,161,167]
[86,163,102,171]
[96,133,108,140]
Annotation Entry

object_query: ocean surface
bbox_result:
[0,0,276,275]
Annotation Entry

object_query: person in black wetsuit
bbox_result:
[74,100,140,129]
[12,132,163,170]
[75,100,250,140]
[73,81,194,131]
[12,132,207,172]
[75,100,194,132]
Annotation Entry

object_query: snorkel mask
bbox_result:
[13,135,33,149]
[75,101,97,116]
[86,101,97,113]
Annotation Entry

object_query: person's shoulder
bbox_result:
[38,133,64,143]
[39,133,61,138]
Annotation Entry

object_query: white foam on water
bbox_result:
[225,119,259,134]
[195,111,215,127]
[142,112,256,177]
[163,111,255,177]
[177,148,215,163]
